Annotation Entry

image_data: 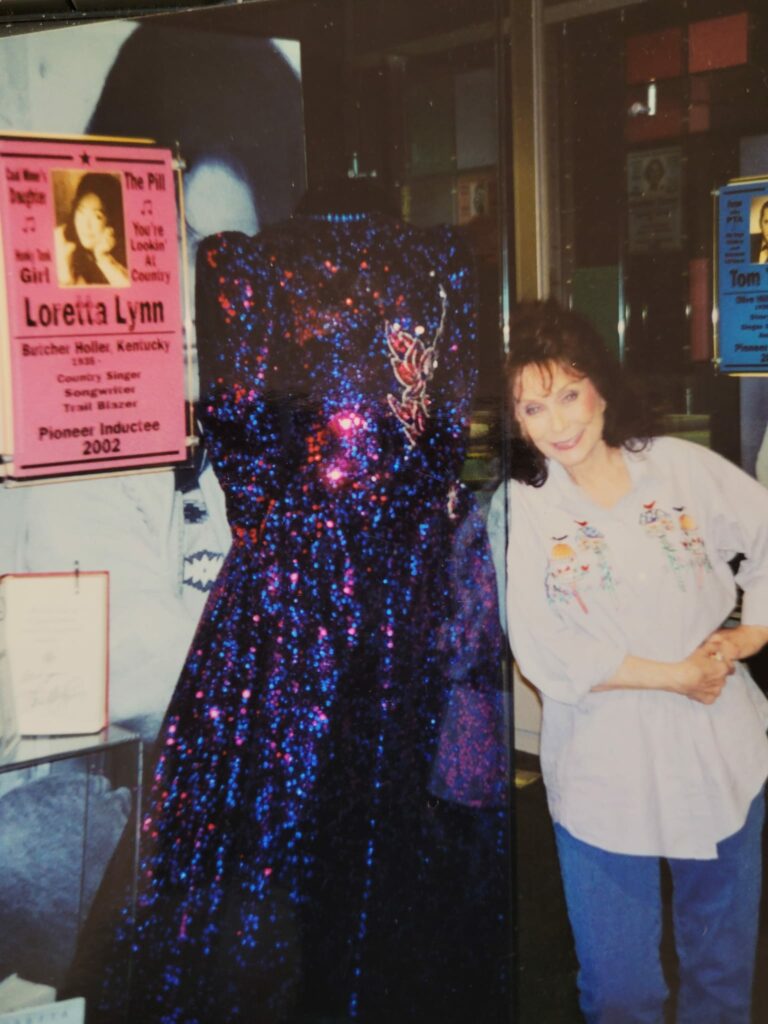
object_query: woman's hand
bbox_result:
[53,223,75,286]
[92,224,118,261]
[591,646,733,704]
[707,625,768,663]
[91,226,130,287]
[673,644,733,705]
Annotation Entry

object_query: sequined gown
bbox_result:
[116,214,509,1024]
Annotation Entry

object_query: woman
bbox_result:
[54,172,129,287]
[751,198,768,264]
[504,301,768,1024]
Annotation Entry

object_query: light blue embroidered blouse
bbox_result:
[505,436,768,858]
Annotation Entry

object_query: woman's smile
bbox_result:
[551,429,585,451]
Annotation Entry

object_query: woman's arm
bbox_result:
[53,224,75,286]
[708,624,768,663]
[92,226,130,287]
[591,643,733,705]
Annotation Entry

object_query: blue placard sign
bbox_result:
[717,180,768,373]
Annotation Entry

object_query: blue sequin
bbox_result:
[103,214,509,1023]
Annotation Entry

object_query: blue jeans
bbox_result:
[554,789,765,1024]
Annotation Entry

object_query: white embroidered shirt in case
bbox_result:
[505,436,768,859]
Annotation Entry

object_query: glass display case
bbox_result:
[0,2,515,1022]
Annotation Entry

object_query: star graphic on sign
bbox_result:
[79,152,91,165]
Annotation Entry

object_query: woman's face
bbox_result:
[514,361,608,474]
[760,207,768,243]
[73,192,108,251]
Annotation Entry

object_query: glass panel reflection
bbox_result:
[0,2,513,1021]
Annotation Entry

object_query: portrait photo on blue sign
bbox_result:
[750,194,768,264]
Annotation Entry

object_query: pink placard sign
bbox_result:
[0,137,187,479]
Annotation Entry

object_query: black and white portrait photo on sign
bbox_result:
[51,170,130,288]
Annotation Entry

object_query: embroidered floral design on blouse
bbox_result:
[574,519,615,592]
[545,538,590,614]
[639,500,712,590]
[675,506,713,584]
[386,284,447,446]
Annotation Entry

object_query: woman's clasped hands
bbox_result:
[676,638,735,705]
[688,625,768,704]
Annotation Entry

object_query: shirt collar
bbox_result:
[544,441,655,511]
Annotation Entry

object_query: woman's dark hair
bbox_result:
[505,300,656,487]
[64,172,127,281]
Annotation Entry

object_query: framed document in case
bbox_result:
[0,572,108,736]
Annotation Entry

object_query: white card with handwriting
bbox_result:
[0,573,108,736]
